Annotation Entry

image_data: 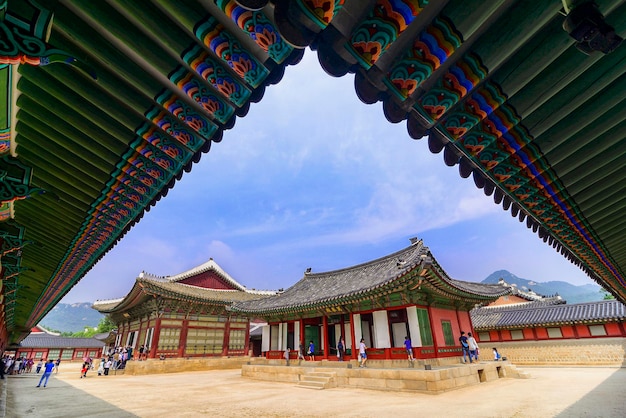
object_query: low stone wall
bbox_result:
[123,357,252,375]
[488,337,626,366]
[242,361,523,394]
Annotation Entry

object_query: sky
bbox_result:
[61,50,594,304]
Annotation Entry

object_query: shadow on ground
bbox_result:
[556,368,626,417]
[6,373,137,418]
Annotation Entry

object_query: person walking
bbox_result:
[36,360,55,387]
[337,336,345,362]
[459,331,471,363]
[404,336,415,365]
[36,359,43,374]
[284,347,291,366]
[467,332,479,362]
[54,357,61,373]
[307,340,315,361]
[358,338,367,368]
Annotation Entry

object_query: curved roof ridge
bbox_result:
[93,297,125,306]
[306,239,427,278]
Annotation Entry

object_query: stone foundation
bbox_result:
[242,360,525,394]
[487,337,626,366]
[123,357,250,375]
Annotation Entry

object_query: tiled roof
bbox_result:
[143,258,246,291]
[471,300,626,330]
[19,334,103,349]
[232,240,510,314]
[138,278,269,303]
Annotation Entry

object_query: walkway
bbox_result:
[3,366,626,417]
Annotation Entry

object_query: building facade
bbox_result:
[9,325,103,361]
[93,259,272,359]
[230,239,510,361]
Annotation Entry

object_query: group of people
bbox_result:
[96,345,138,376]
[459,331,480,363]
[1,355,61,381]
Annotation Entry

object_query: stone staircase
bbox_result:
[297,371,337,390]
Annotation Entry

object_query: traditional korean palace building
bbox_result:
[472,299,626,342]
[93,259,274,359]
[230,239,510,361]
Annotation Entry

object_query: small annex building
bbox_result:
[93,259,273,359]
[230,239,511,362]
[8,325,103,362]
[471,286,626,365]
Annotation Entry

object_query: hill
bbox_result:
[482,270,604,304]
[39,302,104,333]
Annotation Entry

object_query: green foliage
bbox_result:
[600,288,615,300]
[96,315,116,333]
[43,316,115,338]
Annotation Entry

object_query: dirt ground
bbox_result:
[6,366,626,417]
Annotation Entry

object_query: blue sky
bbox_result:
[62,50,594,304]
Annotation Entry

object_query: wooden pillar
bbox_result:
[619,320,626,337]
[243,317,251,356]
[149,318,162,359]
[178,319,189,358]
[222,315,232,356]
[322,315,329,359]
[299,318,305,354]
[426,305,438,357]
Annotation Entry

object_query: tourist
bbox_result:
[307,340,315,361]
[80,361,89,378]
[493,347,501,361]
[104,358,112,375]
[405,336,415,363]
[359,338,367,368]
[337,336,345,361]
[297,343,305,361]
[36,358,43,374]
[459,331,471,363]
[97,359,104,376]
[54,357,61,373]
[36,359,55,387]
[284,347,290,366]
[467,332,479,361]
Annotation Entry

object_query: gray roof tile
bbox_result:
[471,300,626,329]
[232,240,510,314]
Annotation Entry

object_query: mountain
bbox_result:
[39,302,104,333]
[482,270,604,303]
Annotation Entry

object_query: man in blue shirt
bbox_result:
[459,331,472,363]
[37,359,55,387]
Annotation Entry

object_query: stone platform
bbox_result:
[242,358,528,394]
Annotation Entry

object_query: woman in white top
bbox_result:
[359,338,367,368]
[467,332,479,361]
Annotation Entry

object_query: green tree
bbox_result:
[96,315,116,333]
[600,288,615,300]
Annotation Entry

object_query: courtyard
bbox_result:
[3,366,625,417]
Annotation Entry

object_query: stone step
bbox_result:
[297,381,326,390]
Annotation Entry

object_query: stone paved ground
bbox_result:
[5,366,626,417]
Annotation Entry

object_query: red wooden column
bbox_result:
[243,318,251,356]
[178,319,189,358]
[149,318,162,359]
[222,316,232,356]
[322,315,329,359]
[299,318,305,355]
[426,305,439,357]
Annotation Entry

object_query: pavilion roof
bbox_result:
[93,275,267,315]
[471,299,626,329]
[1,1,625,345]
[231,239,510,315]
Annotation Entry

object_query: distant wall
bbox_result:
[488,337,626,366]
